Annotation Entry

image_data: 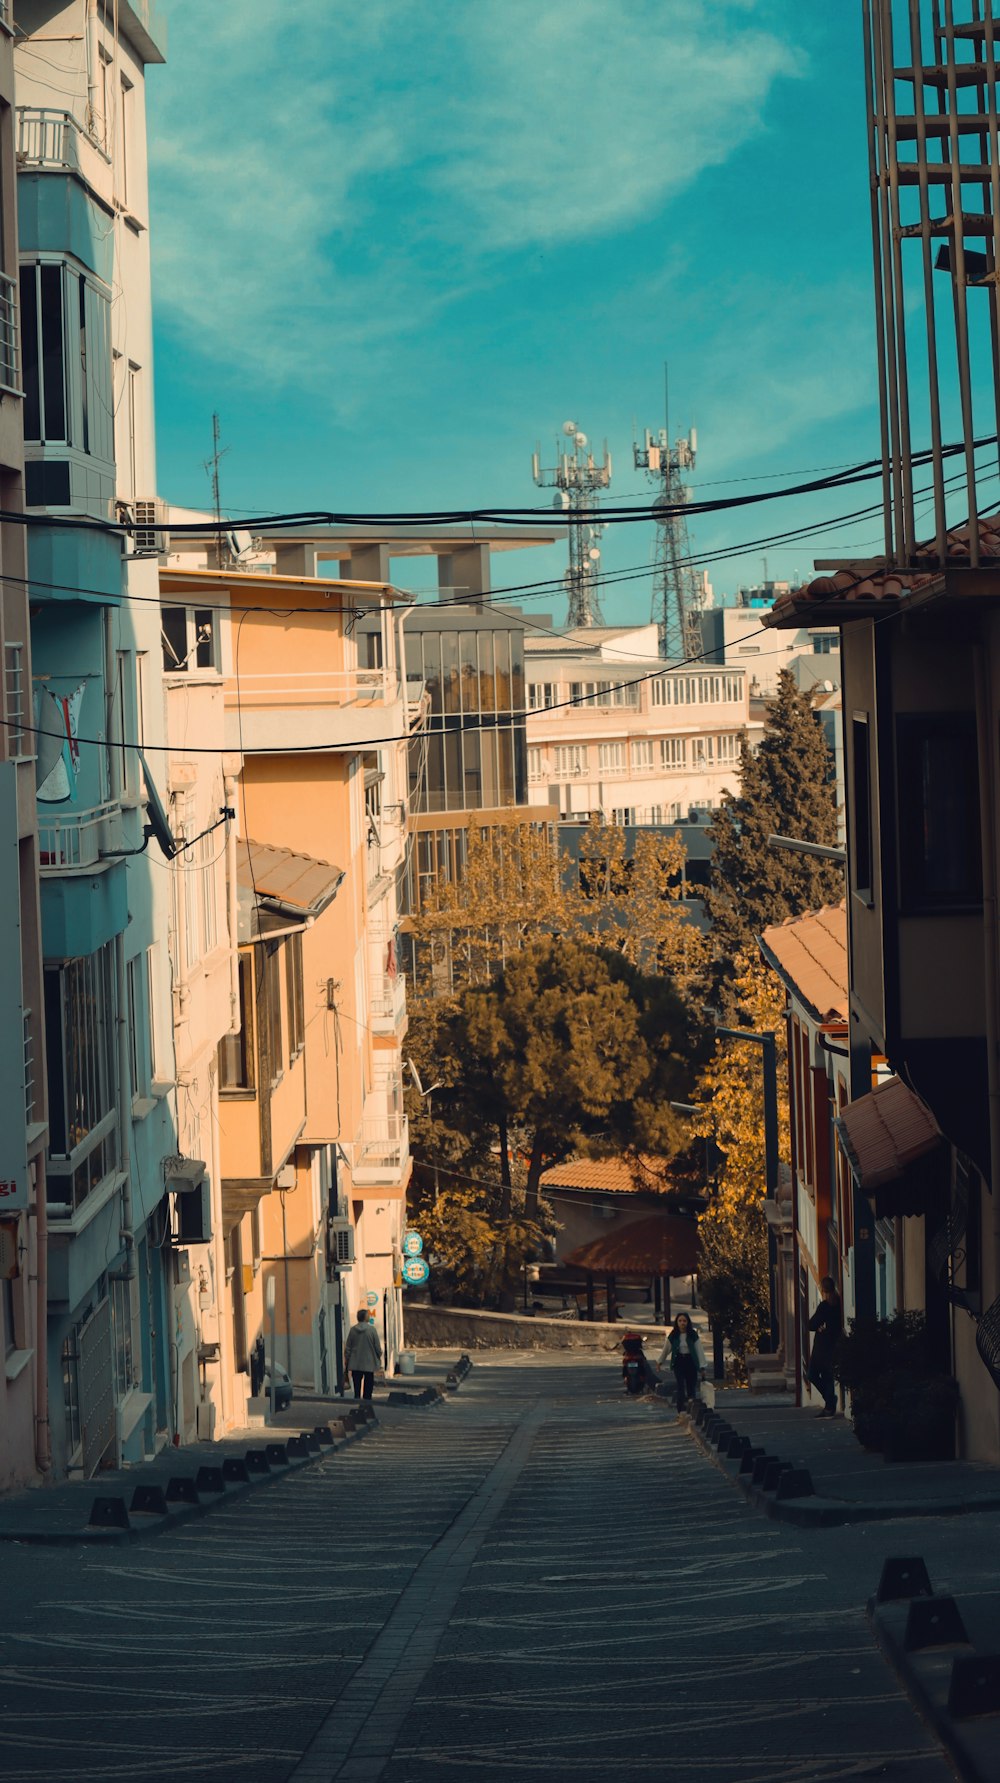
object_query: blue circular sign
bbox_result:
[402,1256,430,1285]
[366,1290,379,1307]
[402,1230,424,1257]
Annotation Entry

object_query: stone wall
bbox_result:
[403,1302,669,1353]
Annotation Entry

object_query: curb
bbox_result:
[0,1414,378,1548]
[868,1562,1000,1783]
[388,1353,473,1408]
[683,1405,1000,1528]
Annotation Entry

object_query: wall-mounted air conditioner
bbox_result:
[328,1216,355,1271]
[133,497,170,556]
[165,1155,211,1245]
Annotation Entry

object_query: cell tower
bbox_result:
[532,420,612,628]
[634,386,701,660]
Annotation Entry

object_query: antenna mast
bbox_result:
[634,376,700,660]
[531,420,612,628]
[204,412,229,569]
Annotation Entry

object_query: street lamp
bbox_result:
[405,1058,442,1204]
[714,1026,780,1351]
[671,1099,722,1376]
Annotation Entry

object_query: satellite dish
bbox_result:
[563,420,577,436]
[575,432,588,449]
[553,491,570,510]
[139,752,178,860]
[588,547,601,560]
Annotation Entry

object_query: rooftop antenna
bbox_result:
[204,413,230,569]
[634,361,701,660]
[531,419,612,628]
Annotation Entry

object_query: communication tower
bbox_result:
[531,421,612,628]
[634,390,701,660]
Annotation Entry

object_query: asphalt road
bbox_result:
[0,1354,963,1782]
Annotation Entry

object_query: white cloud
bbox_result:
[149,0,801,388]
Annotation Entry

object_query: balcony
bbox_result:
[38,800,123,872]
[224,667,405,754]
[17,108,111,194]
[370,972,407,1037]
[352,1113,409,1189]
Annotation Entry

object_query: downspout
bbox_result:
[224,777,239,1034]
[34,1154,50,1473]
[85,0,100,140]
[114,931,136,1281]
[974,642,1000,1403]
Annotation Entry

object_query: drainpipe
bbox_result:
[114,931,136,1281]
[224,776,239,1034]
[974,643,1000,1386]
[85,0,99,139]
[34,1155,50,1473]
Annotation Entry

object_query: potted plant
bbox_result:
[834,1313,958,1462]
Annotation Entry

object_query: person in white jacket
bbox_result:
[344,1308,383,1400]
[657,1312,707,1413]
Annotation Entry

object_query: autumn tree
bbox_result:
[689,952,790,1365]
[704,669,842,1007]
[576,816,709,999]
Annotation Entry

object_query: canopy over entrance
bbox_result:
[564,1213,699,1278]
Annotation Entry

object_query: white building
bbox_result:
[525,621,755,825]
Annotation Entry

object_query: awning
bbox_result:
[237,838,344,942]
[221,1179,273,1239]
[564,1213,699,1277]
[835,1078,948,1218]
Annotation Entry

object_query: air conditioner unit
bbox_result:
[133,497,170,556]
[176,1176,212,1245]
[328,1216,355,1271]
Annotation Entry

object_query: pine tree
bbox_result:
[704,668,842,1004]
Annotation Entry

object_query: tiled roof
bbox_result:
[759,904,848,1024]
[237,838,344,941]
[540,1155,673,1195]
[766,509,1000,624]
[564,1212,700,1276]
[836,1077,943,1192]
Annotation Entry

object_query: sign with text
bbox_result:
[402,1230,423,1257]
[402,1256,430,1285]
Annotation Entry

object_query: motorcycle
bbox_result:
[621,1332,652,1396]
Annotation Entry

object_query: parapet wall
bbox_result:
[403,1302,668,1353]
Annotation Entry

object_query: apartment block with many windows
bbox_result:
[525,621,755,827]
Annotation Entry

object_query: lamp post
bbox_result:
[265,1275,277,1424]
[715,1026,780,1351]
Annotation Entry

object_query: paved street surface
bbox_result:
[0,1353,973,1782]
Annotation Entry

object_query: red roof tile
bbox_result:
[836,1077,943,1192]
[759,904,848,1024]
[766,507,1000,624]
[564,1212,699,1276]
[540,1155,673,1195]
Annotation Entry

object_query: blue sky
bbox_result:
[148,2,885,622]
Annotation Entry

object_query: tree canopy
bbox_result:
[704,669,842,1005]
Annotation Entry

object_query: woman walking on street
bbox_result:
[658,1311,707,1413]
[807,1276,842,1417]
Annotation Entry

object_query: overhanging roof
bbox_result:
[237,839,344,942]
[564,1212,699,1276]
[759,904,848,1025]
[765,510,1000,628]
[836,1078,947,1217]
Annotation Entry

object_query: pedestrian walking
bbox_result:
[658,1311,707,1412]
[345,1307,383,1400]
[807,1275,842,1417]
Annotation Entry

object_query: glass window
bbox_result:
[660,737,686,769]
[40,264,66,441]
[479,729,499,807]
[459,633,478,714]
[528,746,544,781]
[44,945,119,1212]
[632,739,653,770]
[19,266,39,438]
[851,715,873,903]
[285,933,304,1061]
[462,732,482,803]
[494,631,512,712]
[897,713,981,908]
[441,631,461,716]
[264,944,283,1084]
[443,730,463,809]
[422,633,442,715]
[497,729,515,805]
[478,631,496,713]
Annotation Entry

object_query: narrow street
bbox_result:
[0,1356,958,1783]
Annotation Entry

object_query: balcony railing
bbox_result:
[353,1113,409,1184]
[23,1009,35,1127]
[230,667,396,708]
[370,974,406,1035]
[0,273,18,395]
[4,642,27,755]
[38,800,123,871]
[18,107,85,171]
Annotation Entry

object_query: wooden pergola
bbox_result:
[564,1213,700,1324]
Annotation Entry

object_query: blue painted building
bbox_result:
[15,0,174,1475]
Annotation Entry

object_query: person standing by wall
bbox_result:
[658,1312,707,1412]
[345,1308,383,1400]
[807,1276,842,1417]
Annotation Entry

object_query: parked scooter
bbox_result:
[621,1332,652,1396]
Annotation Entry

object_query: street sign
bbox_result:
[402,1230,423,1257]
[402,1256,430,1285]
[366,1290,379,1308]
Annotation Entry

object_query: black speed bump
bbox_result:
[902,1596,970,1653]
[947,1653,1000,1719]
[130,1483,169,1515]
[876,1557,933,1604]
[88,1495,130,1530]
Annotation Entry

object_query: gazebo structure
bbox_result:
[564,1213,700,1323]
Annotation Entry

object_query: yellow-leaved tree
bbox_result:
[690,951,790,1365]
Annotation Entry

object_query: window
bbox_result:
[125,953,150,1100]
[717,733,742,766]
[631,739,653,771]
[555,744,587,776]
[119,75,133,208]
[285,933,304,1062]
[897,712,982,909]
[569,680,639,709]
[812,634,836,654]
[61,1330,82,1458]
[599,741,625,773]
[44,945,119,1213]
[219,955,254,1092]
[660,737,687,770]
[691,736,715,768]
[264,943,283,1085]
[527,746,544,781]
[161,605,218,673]
[851,715,873,903]
[111,1274,138,1399]
[611,807,635,826]
[20,261,112,455]
[528,682,558,710]
[651,672,743,707]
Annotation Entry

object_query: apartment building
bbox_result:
[0,11,43,1494]
[161,543,419,1407]
[15,1,174,1477]
[525,621,753,826]
[702,594,841,700]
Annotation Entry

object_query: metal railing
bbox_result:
[355,1113,408,1171]
[38,799,122,870]
[17,107,84,171]
[231,667,396,707]
[0,273,18,394]
[4,643,26,755]
[23,1009,35,1127]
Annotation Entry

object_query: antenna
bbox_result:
[204,413,230,569]
[634,367,701,661]
[531,418,612,628]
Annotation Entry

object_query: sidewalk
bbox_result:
[685,1389,1000,1525]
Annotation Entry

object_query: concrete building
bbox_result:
[15,0,175,1477]
[525,620,753,826]
[0,10,44,1495]
[161,548,420,1399]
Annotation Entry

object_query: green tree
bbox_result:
[704,669,842,1006]
[576,816,709,998]
[446,937,695,1219]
